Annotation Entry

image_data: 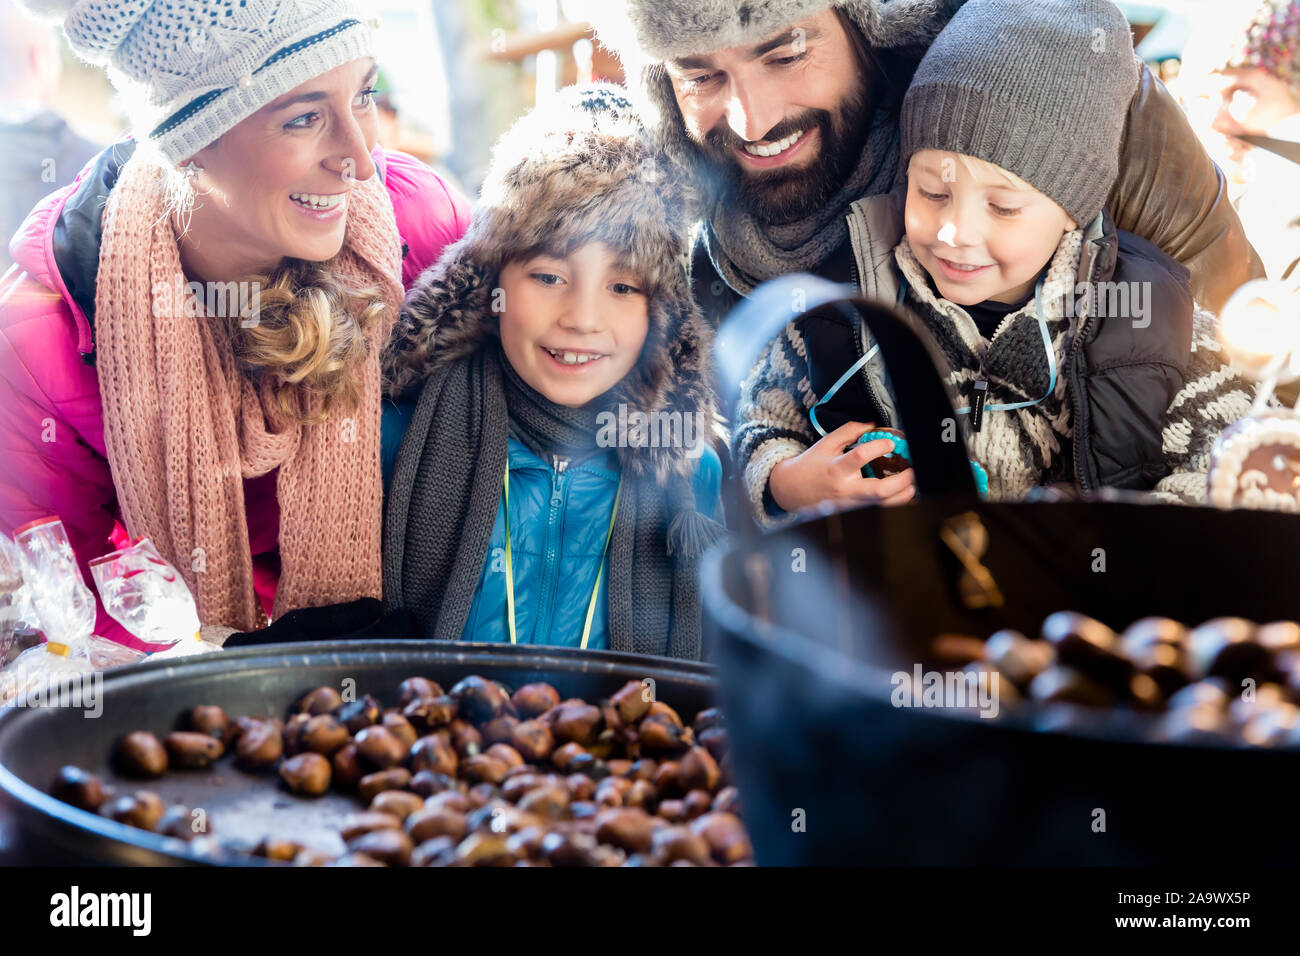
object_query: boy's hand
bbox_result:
[768,421,916,514]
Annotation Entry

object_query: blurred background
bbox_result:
[3,0,1299,280]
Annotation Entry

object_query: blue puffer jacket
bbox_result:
[382,402,722,649]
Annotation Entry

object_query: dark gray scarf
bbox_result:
[383,345,721,659]
[703,110,902,295]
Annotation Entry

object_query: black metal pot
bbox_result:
[0,641,715,866]
[702,283,1300,866]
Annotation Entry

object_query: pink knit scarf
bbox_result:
[95,155,404,631]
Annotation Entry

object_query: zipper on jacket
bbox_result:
[531,455,569,643]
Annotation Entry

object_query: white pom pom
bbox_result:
[14,1,83,24]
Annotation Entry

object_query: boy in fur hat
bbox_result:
[380,85,724,661]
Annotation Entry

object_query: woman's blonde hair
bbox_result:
[231,257,389,426]
[156,154,387,427]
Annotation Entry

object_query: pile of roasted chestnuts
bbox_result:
[930,611,1300,746]
[49,675,752,866]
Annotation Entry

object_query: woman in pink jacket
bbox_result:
[0,1,468,649]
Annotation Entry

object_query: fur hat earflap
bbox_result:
[381,83,718,480]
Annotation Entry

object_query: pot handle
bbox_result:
[715,274,979,530]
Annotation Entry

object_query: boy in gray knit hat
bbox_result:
[738,0,1258,521]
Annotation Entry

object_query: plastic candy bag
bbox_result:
[90,538,219,656]
[0,519,105,706]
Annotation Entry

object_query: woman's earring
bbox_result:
[183,163,201,181]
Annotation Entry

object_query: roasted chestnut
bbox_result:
[681,789,714,820]
[382,713,419,751]
[358,768,412,803]
[347,828,413,867]
[410,734,458,777]
[188,705,229,742]
[677,746,720,793]
[609,680,652,724]
[449,719,483,757]
[1027,666,1114,707]
[110,790,164,830]
[511,682,561,719]
[296,686,343,716]
[460,754,510,786]
[594,807,655,853]
[236,719,283,770]
[450,675,509,724]
[552,703,603,746]
[330,742,363,790]
[51,766,106,812]
[340,810,402,842]
[481,714,519,747]
[411,836,458,867]
[164,731,224,769]
[1188,618,1277,684]
[984,629,1055,688]
[279,752,331,796]
[301,714,350,756]
[281,713,311,756]
[354,726,406,770]
[334,694,382,734]
[403,694,458,732]
[651,825,711,866]
[398,677,443,706]
[410,770,459,797]
[690,811,752,864]
[370,790,425,822]
[647,702,684,728]
[639,715,688,755]
[511,719,555,763]
[1040,612,1132,691]
[518,785,569,820]
[117,731,168,778]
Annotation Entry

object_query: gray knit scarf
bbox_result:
[383,344,720,659]
[703,109,902,295]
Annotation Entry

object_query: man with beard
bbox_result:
[595,0,1262,320]
[593,0,1266,520]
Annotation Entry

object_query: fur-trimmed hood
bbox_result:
[380,84,719,481]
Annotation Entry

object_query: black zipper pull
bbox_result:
[970,380,989,433]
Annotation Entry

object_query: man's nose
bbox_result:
[725,85,783,143]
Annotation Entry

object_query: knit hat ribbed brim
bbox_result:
[20,0,378,165]
[899,0,1138,226]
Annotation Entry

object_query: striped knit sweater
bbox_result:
[735,231,1257,527]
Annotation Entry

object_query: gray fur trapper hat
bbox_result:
[588,0,956,182]
[380,84,717,481]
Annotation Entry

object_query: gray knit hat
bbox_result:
[899,0,1139,227]
[18,0,378,165]
[590,0,952,173]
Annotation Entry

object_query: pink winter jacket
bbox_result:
[0,142,469,648]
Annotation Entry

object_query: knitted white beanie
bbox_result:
[19,0,378,165]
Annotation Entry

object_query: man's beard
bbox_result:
[691,81,873,226]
